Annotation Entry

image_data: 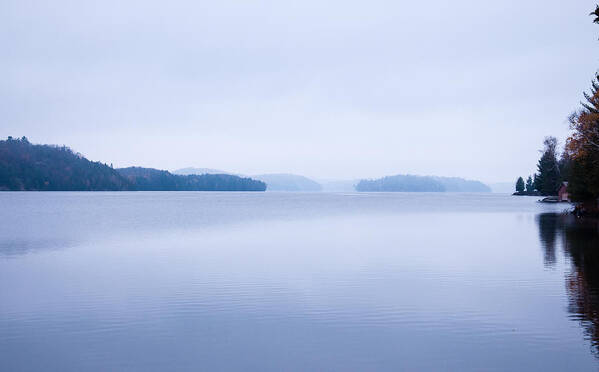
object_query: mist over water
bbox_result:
[1,193,597,371]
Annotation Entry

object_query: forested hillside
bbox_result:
[0,137,266,191]
[0,137,130,191]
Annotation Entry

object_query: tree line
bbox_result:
[514,136,569,196]
[118,167,266,191]
[0,137,266,191]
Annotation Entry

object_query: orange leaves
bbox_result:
[567,87,599,159]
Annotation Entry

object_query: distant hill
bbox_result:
[173,167,234,176]
[0,136,130,191]
[118,167,266,191]
[355,174,490,192]
[0,137,266,191]
[251,174,322,192]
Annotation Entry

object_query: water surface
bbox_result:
[1,192,597,371]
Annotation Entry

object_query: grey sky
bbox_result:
[2,0,598,182]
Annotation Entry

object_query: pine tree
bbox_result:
[536,137,561,196]
[591,5,599,24]
[525,176,534,193]
[515,177,525,193]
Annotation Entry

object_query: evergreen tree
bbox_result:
[525,176,534,193]
[568,157,599,203]
[536,137,561,196]
[558,152,572,182]
[591,5,599,24]
[515,177,525,193]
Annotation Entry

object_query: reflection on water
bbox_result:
[538,214,599,355]
[537,214,559,267]
[1,193,598,371]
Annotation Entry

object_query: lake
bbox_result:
[1,192,598,371]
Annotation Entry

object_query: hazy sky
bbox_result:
[2,0,598,182]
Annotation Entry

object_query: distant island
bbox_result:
[355,175,491,192]
[0,137,266,191]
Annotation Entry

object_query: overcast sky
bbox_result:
[2,0,598,182]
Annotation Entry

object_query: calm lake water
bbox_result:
[1,192,598,371]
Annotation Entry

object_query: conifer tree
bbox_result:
[536,137,561,196]
[515,177,525,193]
[525,176,534,193]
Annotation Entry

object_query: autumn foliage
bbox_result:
[567,79,599,159]
[565,79,599,203]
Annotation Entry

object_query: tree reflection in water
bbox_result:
[537,213,599,355]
